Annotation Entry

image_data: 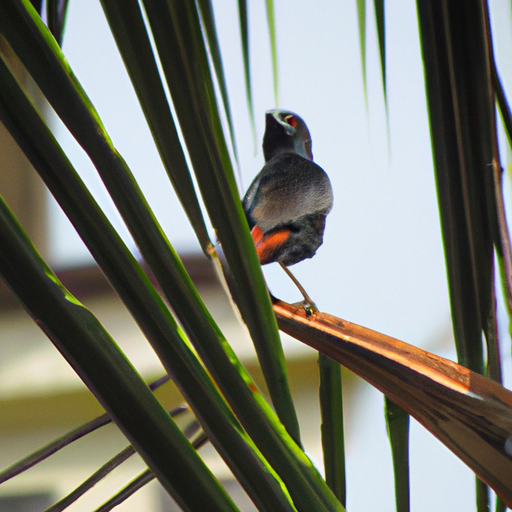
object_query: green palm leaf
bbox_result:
[0,47,299,512]
[140,0,301,442]
[2,0,512,510]
[0,194,239,512]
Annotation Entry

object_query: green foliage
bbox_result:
[1,0,512,510]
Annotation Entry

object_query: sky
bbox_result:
[47,1,512,510]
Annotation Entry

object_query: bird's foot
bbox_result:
[279,262,318,317]
[292,300,318,317]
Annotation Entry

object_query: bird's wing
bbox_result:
[244,153,333,232]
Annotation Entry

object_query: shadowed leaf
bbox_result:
[385,397,410,512]
[141,0,302,444]
[238,0,256,149]
[0,192,238,512]
[197,0,241,170]
[46,0,69,45]
[0,27,299,511]
[319,354,346,506]
[416,3,504,506]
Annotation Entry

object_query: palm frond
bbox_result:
[273,298,512,508]
[319,354,346,506]
[0,192,238,511]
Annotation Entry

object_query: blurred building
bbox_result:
[0,252,351,511]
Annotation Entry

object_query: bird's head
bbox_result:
[262,109,313,162]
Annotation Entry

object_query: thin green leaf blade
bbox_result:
[356,0,367,107]
[494,65,512,148]
[183,2,302,441]
[0,377,169,484]
[319,354,346,507]
[480,20,508,512]
[46,0,69,45]
[385,397,410,512]
[237,0,256,148]
[265,0,278,106]
[416,3,494,370]
[490,64,512,336]
[95,470,154,512]
[372,0,390,149]
[45,406,203,512]
[373,0,386,100]
[0,413,109,483]
[46,446,136,512]
[197,0,241,169]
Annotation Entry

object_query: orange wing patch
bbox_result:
[251,226,291,264]
[251,225,265,246]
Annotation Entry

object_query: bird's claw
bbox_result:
[292,300,318,317]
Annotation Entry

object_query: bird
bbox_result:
[243,109,333,311]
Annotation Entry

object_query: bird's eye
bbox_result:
[284,115,297,127]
